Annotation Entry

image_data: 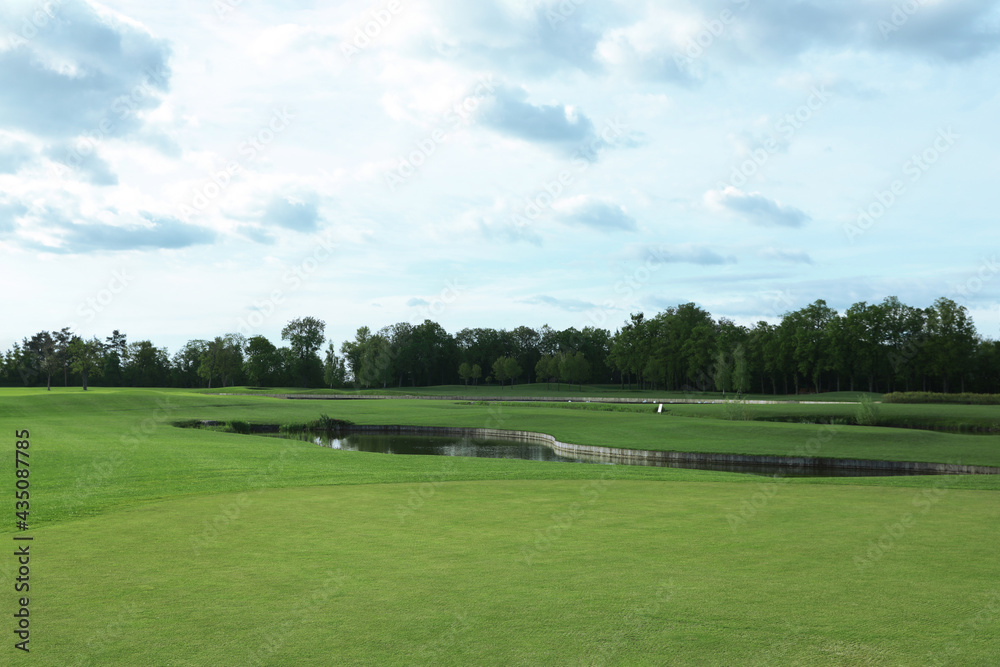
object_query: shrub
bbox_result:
[228,420,252,434]
[308,414,354,432]
[723,396,756,421]
[855,394,881,426]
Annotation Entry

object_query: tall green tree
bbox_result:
[361,333,393,389]
[53,327,74,387]
[746,322,776,394]
[101,330,127,387]
[503,357,522,387]
[783,300,838,392]
[173,340,208,388]
[69,337,104,390]
[492,357,510,389]
[197,335,244,388]
[323,342,348,389]
[881,296,925,392]
[244,336,280,386]
[559,351,590,390]
[732,344,750,395]
[535,356,554,389]
[511,326,540,383]
[282,317,326,387]
[712,349,732,395]
[924,297,977,393]
[124,341,170,387]
[340,326,370,387]
[27,331,58,390]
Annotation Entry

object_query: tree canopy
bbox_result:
[2,295,997,394]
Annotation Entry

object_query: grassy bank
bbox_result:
[198,384,879,402]
[883,391,1000,405]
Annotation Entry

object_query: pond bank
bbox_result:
[314,424,1000,475]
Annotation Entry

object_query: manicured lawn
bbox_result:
[2,388,1000,529]
[2,387,998,665]
[199,383,881,402]
[657,400,1000,430]
[31,481,1000,665]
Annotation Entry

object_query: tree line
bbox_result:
[2,296,998,394]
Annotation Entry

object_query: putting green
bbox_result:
[31,480,1000,666]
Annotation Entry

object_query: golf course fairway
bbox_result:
[2,388,999,665]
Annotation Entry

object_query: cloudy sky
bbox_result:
[2,0,999,354]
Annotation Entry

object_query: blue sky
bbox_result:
[1,0,999,354]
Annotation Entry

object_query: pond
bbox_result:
[273,431,941,477]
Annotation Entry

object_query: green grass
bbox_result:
[2,387,999,665]
[884,391,1000,405]
[199,383,880,402]
[646,401,1000,432]
[3,388,1000,530]
[450,398,1000,432]
[28,482,1000,665]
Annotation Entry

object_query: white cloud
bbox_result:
[705,187,811,228]
[553,196,637,232]
[759,248,814,264]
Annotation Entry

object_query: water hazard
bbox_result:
[274,431,940,477]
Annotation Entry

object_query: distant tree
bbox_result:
[411,320,457,386]
[924,297,977,393]
[275,347,296,385]
[27,331,58,390]
[511,325,540,383]
[575,352,591,390]
[732,344,750,395]
[172,340,208,388]
[282,317,326,387]
[105,329,127,358]
[552,352,567,390]
[880,296,924,392]
[644,356,666,390]
[198,335,243,388]
[503,357,522,387]
[323,342,348,389]
[535,355,554,389]
[340,327,371,387]
[577,326,613,384]
[53,327,74,386]
[713,349,732,396]
[610,313,648,390]
[244,336,279,386]
[2,343,33,386]
[470,364,482,386]
[124,341,170,387]
[386,322,416,387]
[492,357,510,389]
[69,337,103,390]
[458,362,472,386]
[103,330,128,387]
[360,333,392,389]
[559,352,590,390]
[784,299,838,392]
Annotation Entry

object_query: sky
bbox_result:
[1,0,999,355]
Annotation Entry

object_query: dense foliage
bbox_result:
[2,295,998,393]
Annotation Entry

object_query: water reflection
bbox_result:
[312,432,576,462]
[273,431,940,477]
